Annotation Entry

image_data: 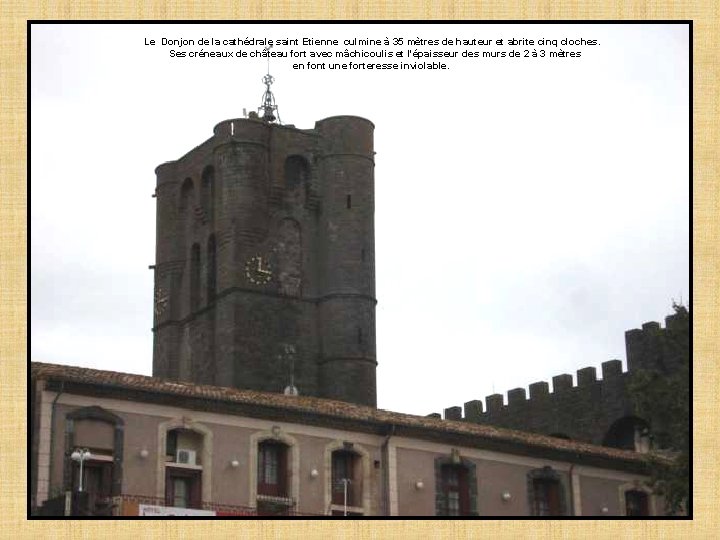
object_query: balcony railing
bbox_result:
[114,494,325,517]
[37,492,330,517]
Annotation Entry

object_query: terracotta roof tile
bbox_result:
[31,361,650,466]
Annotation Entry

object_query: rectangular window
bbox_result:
[258,441,288,497]
[166,430,178,458]
[165,468,202,509]
[440,465,469,516]
[71,461,113,516]
[346,194,351,209]
[625,490,650,516]
[332,450,358,506]
[173,477,189,508]
[533,479,562,516]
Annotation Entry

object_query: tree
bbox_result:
[629,302,690,515]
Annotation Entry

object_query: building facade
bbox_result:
[152,114,377,407]
[30,97,682,518]
[31,362,660,517]
[149,101,690,455]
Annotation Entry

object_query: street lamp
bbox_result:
[341,478,351,516]
[70,448,92,492]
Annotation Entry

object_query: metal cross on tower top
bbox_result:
[258,47,281,123]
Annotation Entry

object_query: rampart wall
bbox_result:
[432,311,689,447]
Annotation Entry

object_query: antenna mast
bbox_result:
[259,44,281,123]
[282,344,298,396]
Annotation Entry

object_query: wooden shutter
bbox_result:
[277,444,288,497]
[164,470,174,506]
[457,467,470,516]
[547,481,561,516]
[189,472,202,509]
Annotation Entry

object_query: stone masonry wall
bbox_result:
[152,115,377,407]
[436,311,689,446]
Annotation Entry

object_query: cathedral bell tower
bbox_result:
[151,74,377,406]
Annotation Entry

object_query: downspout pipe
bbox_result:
[569,462,581,516]
[381,424,396,516]
[48,381,65,505]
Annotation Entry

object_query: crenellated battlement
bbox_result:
[445,360,627,421]
[433,312,689,447]
[439,359,627,422]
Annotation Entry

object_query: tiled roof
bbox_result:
[31,361,650,467]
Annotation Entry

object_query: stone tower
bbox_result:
[151,92,377,406]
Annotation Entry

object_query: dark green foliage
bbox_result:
[630,303,690,515]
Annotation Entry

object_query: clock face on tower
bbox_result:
[245,255,273,285]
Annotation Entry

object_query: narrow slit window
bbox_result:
[207,235,217,302]
[346,194,351,209]
[190,243,201,311]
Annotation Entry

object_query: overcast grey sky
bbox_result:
[30,23,689,416]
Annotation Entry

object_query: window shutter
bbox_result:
[278,445,288,497]
[190,473,202,509]
[164,470,173,506]
[458,467,470,515]
[100,464,113,497]
[548,481,561,516]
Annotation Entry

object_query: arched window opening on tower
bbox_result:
[207,235,216,302]
[180,177,194,213]
[201,166,215,223]
[190,244,201,311]
[284,155,309,190]
[178,178,195,258]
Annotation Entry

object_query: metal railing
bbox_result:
[114,494,327,517]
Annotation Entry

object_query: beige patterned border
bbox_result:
[3,1,717,538]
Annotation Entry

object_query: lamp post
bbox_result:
[341,478,351,516]
[70,448,92,492]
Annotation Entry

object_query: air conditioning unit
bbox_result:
[176,449,197,465]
